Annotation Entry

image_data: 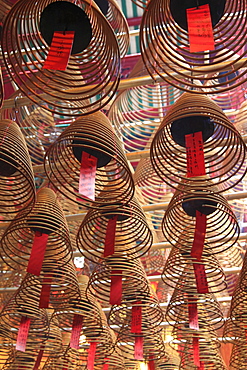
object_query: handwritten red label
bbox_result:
[104,216,117,257]
[191,211,206,261]
[185,131,206,178]
[33,347,44,370]
[39,275,52,308]
[193,263,209,293]
[131,304,142,334]
[79,151,97,201]
[43,31,75,70]
[27,232,49,276]
[188,300,199,330]
[70,314,83,350]
[186,4,215,52]
[16,316,31,352]
[193,336,200,367]
[87,342,97,370]
[110,270,122,305]
[134,336,144,360]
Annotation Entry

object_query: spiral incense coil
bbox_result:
[140,0,247,94]
[166,288,224,332]
[116,331,166,361]
[108,56,182,153]
[228,283,247,330]
[1,0,121,116]
[3,350,38,370]
[0,119,35,219]
[223,317,246,344]
[0,187,73,271]
[229,342,247,370]
[86,255,150,306]
[155,351,180,370]
[162,183,239,255]
[108,296,163,335]
[150,93,247,193]
[162,245,226,294]
[77,196,152,262]
[44,111,134,208]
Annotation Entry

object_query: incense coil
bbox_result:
[140,0,247,94]
[162,245,226,294]
[229,342,247,370]
[0,119,35,219]
[228,285,247,330]
[150,93,247,193]
[108,295,163,335]
[166,286,224,332]
[108,56,182,153]
[76,196,152,262]
[86,255,150,306]
[44,111,134,208]
[0,188,73,271]
[1,0,121,116]
[162,183,239,255]
[223,317,246,344]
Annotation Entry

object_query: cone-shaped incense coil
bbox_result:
[1,0,121,116]
[77,196,152,262]
[150,93,247,193]
[140,0,247,94]
[0,187,73,271]
[229,342,247,370]
[44,111,134,208]
[162,183,239,255]
[0,119,35,219]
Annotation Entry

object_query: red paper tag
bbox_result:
[186,4,215,52]
[87,342,97,370]
[110,270,122,305]
[70,314,83,350]
[185,131,206,178]
[104,216,117,257]
[191,211,206,261]
[16,316,31,352]
[33,347,44,370]
[199,362,205,370]
[79,152,97,201]
[134,336,144,360]
[39,275,52,308]
[131,304,142,334]
[193,336,200,367]
[193,263,209,293]
[102,360,109,370]
[148,359,155,370]
[43,31,75,71]
[188,300,199,330]
[26,232,49,276]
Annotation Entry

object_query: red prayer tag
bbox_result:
[26,232,49,276]
[87,342,97,370]
[185,131,206,178]
[188,300,199,330]
[43,31,75,71]
[131,304,142,334]
[39,275,52,308]
[104,216,117,257]
[102,361,109,370]
[186,4,215,52]
[134,336,144,360]
[33,348,44,370]
[148,359,155,370]
[70,314,83,350]
[79,151,97,201]
[193,336,200,367]
[191,211,207,261]
[193,263,209,293]
[199,362,205,370]
[110,270,122,305]
[16,316,31,352]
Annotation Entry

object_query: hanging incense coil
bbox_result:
[140,0,247,94]
[1,0,121,116]
[0,119,35,219]
[150,93,247,193]
[86,255,150,306]
[108,56,182,153]
[166,286,224,333]
[228,282,247,330]
[44,111,134,208]
[0,187,73,272]
[229,342,247,370]
[162,245,226,294]
[162,182,239,255]
[223,317,246,344]
[77,196,152,262]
